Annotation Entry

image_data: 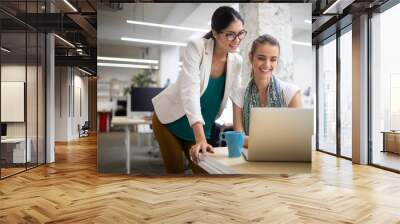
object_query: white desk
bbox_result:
[198,147,311,174]
[1,138,31,163]
[111,116,152,174]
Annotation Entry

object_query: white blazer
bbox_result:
[152,37,243,126]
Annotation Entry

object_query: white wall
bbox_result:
[55,67,68,141]
[293,46,313,90]
[160,46,180,86]
[1,63,47,162]
[1,65,30,137]
[293,44,314,108]
[55,67,89,141]
[71,74,89,138]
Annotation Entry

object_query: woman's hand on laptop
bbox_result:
[190,140,214,163]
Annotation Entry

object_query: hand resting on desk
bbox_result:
[189,140,214,163]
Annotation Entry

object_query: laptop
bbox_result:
[242,108,313,162]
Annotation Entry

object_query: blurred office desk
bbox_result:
[111,116,152,174]
[198,147,311,175]
[1,138,32,164]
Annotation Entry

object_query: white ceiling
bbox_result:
[98,3,237,48]
[98,3,311,56]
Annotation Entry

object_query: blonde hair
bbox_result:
[249,34,280,78]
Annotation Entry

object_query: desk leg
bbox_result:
[125,126,130,175]
[136,124,140,147]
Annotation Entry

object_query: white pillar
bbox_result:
[55,67,76,141]
[159,46,180,87]
[239,3,294,85]
[46,33,55,163]
[147,46,160,86]
[352,14,369,164]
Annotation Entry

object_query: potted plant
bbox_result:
[123,67,156,95]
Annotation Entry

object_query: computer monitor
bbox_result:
[131,87,164,112]
[115,100,127,116]
[117,100,127,108]
[1,123,7,137]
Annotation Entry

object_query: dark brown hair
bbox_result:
[203,6,244,39]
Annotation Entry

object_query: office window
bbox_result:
[318,37,337,154]
[340,29,352,158]
[371,3,400,171]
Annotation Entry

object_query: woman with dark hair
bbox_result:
[233,34,302,147]
[152,6,246,174]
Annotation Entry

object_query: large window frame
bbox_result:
[368,1,400,173]
[339,26,353,159]
[315,0,400,173]
[316,25,352,160]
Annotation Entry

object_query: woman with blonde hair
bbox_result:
[233,34,303,147]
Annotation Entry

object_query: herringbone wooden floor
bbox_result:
[1,135,400,223]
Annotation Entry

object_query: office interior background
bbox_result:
[0,0,97,179]
[97,3,313,174]
[0,0,400,222]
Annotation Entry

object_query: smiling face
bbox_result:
[249,43,280,80]
[212,19,245,53]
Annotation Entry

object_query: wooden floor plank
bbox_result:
[0,135,400,223]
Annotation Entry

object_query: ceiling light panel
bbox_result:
[121,37,187,47]
[127,20,208,33]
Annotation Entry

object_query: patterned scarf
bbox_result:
[242,75,286,135]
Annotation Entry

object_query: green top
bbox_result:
[166,74,226,141]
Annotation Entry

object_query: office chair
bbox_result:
[79,121,90,138]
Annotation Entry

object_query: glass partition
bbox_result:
[0,1,46,179]
[317,36,337,155]
[339,28,352,158]
[1,29,28,178]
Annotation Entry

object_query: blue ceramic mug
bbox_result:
[219,131,245,157]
